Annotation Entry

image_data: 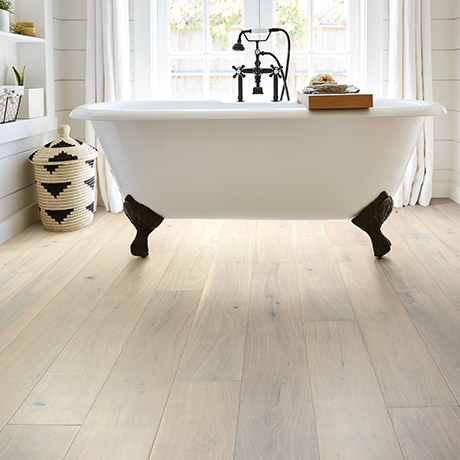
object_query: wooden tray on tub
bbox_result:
[297,90,373,110]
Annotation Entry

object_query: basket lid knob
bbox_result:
[58,124,71,138]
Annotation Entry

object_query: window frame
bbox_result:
[134,0,383,100]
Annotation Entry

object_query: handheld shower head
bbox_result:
[232,41,245,51]
[232,29,252,51]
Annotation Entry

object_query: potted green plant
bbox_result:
[12,66,25,86]
[12,65,44,119]
[0,0,14,33]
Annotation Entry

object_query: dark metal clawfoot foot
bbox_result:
[351,191,394,258]
[123,195,164,257]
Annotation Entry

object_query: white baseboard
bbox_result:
[432,181,451,198]
[0,203,40,245]
[449,182,460,205]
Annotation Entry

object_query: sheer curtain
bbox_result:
[86,0,130,213]
[388,0,433,207]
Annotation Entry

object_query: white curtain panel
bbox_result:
[388,0,433,207]
[86,0,130,213]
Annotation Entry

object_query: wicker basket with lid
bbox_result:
[29,124,98,231]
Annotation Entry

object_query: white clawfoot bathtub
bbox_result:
[71,99,446,256]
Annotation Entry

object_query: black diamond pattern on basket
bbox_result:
[45,208,74,224]
[48,151,79,162]
[43,165,60,174]
[41,182,71,198]
[86,202,95,213]
[51,140,75,148]
[84,177,95,190]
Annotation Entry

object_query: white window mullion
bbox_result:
[349,0,361,87]
[309,0,315,77]
[157,0,171,98]
[203,0,210,98]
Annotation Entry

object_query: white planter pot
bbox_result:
[18,88,44,119]
[0,9,9,33]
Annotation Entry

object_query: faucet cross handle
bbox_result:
[269,64,282,78]
[232,65,246,78]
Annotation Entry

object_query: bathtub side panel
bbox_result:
[91,116,424,220]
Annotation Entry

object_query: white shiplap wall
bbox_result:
[431,0,458,200]
[451,1,460,202]
[53,0,135,141]
[53,0,87,140]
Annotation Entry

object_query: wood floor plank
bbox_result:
[1,207,123,275]
[156,220,223,290]
[323,219,370,247]
[395,292,460,403]
[378,223,443,295]
[387,206,430,235]
[399,232,460,306]
[64,291,201,460]
[390,407,460,460]
[1,228,81,275]
[0,221,43,268]
[255,220,295,263]
[148,219,193,252]
[234,262,318,460]
[434,198,460,221]
[0,320,80,429]
[407,202,460,256]
[0,235,110,353]
[220,219,257,239]
[0,271,34,304]
[10,252,174,425]
[306,321,404,460]
[34,220,136,322]
[334,245,457,407]
[176,238,254,381]
[149,382,240,460]
[292,220,356,321]
[0,425,79,460]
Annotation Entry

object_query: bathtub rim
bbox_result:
[70,98,446,121]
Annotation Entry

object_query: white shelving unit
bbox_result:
[0,30,45,43]
[0,0,56,140]
[0,0,57,244]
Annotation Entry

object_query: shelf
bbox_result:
[0,116,57,144]
[0,30,45,43]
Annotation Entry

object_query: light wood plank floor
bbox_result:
[1,198,460,460]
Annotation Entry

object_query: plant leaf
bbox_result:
[12,65,25,86]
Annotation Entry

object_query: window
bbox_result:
[135,0,383,100]
[165,0,243,99]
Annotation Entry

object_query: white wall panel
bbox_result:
[454,18,460,48]
[0,185,37,223]
[431,0,454,20]
[0,151,36,198]
[434,140,453,170]
[453,142,460,173]
[58,21,87,50]
[432,50,456,80]
[57,0,87,20]
[433,81,458,110]
[434,111,456,141]
[431,19,454,50]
